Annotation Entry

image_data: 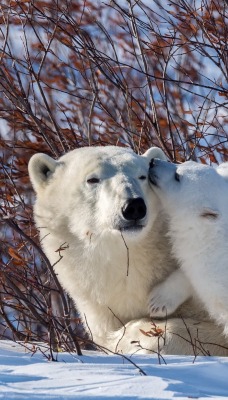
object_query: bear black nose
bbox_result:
[122,198,147,221]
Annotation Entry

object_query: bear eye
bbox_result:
[139,175,146,180]
[175,172,180,182]
[87,177,100,184]
[200,209,219,220]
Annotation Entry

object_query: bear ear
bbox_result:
[217,162,228,181]
[142,147,168,161]
[28,153,58,192]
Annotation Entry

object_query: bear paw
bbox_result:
[148,284,179,318]
[148,270,193,318]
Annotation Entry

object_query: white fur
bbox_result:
[29,147,228,355]
[29,146,173,349]
[149,159,228,338]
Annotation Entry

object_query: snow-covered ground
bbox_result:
[0,341,228,399]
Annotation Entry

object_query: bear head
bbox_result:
[29,146,167,244]
[149,158,228,224]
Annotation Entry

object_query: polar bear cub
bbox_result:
[148,159,228,337]
[29,145,174,353]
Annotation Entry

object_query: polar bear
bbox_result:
[149,159,228,338]
[29,146,228,355]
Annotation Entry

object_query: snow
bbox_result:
[0,341,228,399]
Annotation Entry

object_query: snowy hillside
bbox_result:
[0,341,228,399]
